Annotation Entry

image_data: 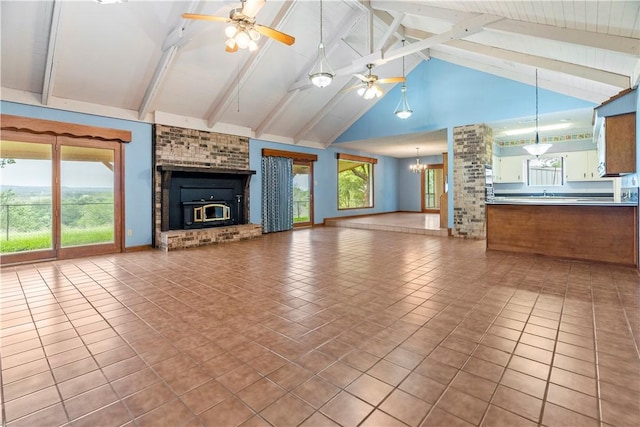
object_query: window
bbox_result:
[527,156,563,186]
[337,153,376,209]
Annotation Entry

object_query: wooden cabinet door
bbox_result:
[605,113,636,175]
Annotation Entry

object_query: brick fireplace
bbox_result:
[153,124,262,251]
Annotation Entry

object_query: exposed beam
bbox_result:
[42,0,63,105]
[429,48,617,103]
[205,0,297,128]
[486,20,639,57]
[373,0,639,57]
[138,1,201,120]
[375,12,404,52]
[404,28,630,89]
[380,14,505,64]
[372,1,478,22]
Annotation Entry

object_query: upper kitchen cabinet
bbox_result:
[594,88,637,177]
[601,113,636,176]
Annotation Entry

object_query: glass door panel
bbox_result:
[0,139,54,256]
[293,162,313,227]
[60,145,115,247]
[423,168,444,211]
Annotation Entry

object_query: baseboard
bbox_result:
[124,245,153,253]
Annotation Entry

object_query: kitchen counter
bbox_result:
[486,203,638,266]
[487,196,637,207]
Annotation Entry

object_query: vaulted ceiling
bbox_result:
[1,1,638,157]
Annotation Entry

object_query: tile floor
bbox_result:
[325,213,447,237]
[1,226,639,427]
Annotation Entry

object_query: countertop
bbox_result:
[486,196,638,207]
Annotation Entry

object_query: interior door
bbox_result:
[293,161,313,227]
[422,165,444,213]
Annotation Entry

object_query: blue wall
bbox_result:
[249,139,399,225]
[1,101,153,247]
[336,59,597,225]
[2,58,611,242]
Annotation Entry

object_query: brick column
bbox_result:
[452,124,493,239]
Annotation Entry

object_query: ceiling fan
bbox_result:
[182,0,295,53]
[345,64,405,100]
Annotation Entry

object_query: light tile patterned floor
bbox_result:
[1,227,639,427]
[325,213,447,237]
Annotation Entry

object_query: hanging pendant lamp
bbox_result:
[308,0,335,88]
[523,69,552,157]
[394,40,413,119]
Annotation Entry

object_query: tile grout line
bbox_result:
[413,259,542,426]
[535,269,570,427]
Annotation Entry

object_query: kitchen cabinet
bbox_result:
[564,150,604,181]
[599,113,636,176]
[494,155,526,183]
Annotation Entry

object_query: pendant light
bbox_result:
[523,69,552,156]
[394,40,413,119]
[308,0,335,88]
[409,148,427,173]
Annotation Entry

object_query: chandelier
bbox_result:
[409,148,428,173]
[523,69,552,156]
[225,21,260,52]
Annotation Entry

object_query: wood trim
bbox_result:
[1,114,132,143]
[124,245,153,253]
[262,148,318,162]
[337,153,378,164]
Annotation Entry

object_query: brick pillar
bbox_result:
[452,124,493,239]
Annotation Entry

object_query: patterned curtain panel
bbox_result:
[261,156,294,233]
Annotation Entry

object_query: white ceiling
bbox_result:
[1,1,638,158]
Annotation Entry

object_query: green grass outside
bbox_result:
[0,226,114,254]
[294,216,309,223]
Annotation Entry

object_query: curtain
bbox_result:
[262,156,293,233]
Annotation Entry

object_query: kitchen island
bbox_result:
[486,197,638,266]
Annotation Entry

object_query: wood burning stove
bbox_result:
[157,165,255,232]
[182,200,232,228]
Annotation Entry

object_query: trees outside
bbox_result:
[338,161,372,209]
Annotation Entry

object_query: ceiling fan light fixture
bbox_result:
[248,39,258,51]
[225,24,238,38]
[249,27,260,41]
[309,0,335,88]
[235,30,251,49]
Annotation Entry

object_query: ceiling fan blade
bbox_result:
[353,74,368,81]
[241,0,266,18]
[254,24,295,45]
[225,43,239,53]
[340,83,364,94]
[377,77,406,84]
[182,13,230,23]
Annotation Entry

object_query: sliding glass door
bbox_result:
[0,132,122,264]
[0,134,56,262]
[293,161,313,227]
